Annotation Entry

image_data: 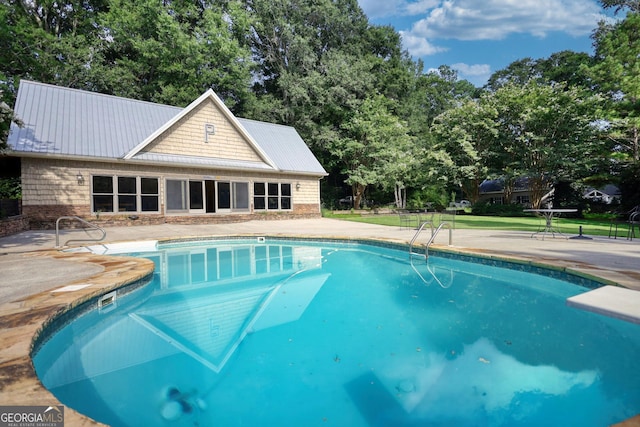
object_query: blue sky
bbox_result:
[357,0,609,87]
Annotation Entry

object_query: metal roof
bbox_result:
[7,80,327,175]
[237,118,325,174]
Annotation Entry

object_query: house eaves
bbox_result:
[128,152,275,173]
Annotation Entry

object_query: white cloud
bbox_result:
[400,30,449,56]
[360,0,604,61]
[407,0,604,41]
[451,62,491,77]
[451,63,492,86]
[405,0,441,15]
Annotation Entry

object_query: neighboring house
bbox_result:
[583,185,621,204]
[478,177,533,206]
[6,81,327,228]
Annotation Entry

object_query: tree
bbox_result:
[431,97,498,203]
[0,1,256,110]
[537,51,593,89]
[491,82,603,208]
[0,0,108,94]
[0,90,23,151]
[485,58,540,91]
[98,0,255,109]
[589,12,640,164]
[599,0,640,13]
[333,95,414,208]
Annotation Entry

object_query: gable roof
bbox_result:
[7,80,327,176]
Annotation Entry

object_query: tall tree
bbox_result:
[98,0,254,109]
[485,58,540,92]
[431,97,498,203]
[537,51,593,89]
[589,12,640,164]
[491,82,603,208]
[600,0,640,13]
[333,95,414,208]
[0,0,108,93]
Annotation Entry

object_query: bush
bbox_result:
[0,177,20,199]
[472,202,526,217]
[619,163,640,210]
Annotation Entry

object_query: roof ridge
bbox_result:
[20,80,181,110]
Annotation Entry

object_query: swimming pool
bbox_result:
[32,238,640,426]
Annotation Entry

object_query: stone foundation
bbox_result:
[22,203,321,229]
[0,215,29,237]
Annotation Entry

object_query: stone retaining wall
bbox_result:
[0,215,29,237]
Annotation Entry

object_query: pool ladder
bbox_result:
[409,221,452,259]
[55,216,106,248]
[409,221,453,287]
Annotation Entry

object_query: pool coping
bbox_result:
[1,234,638,426]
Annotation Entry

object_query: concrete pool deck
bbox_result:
[1,217,639,426]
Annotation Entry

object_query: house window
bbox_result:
[93,176,114,213]
[166,179,248,213]
[92,175,159,213]
[141,178,159,211]
[254,183,266,210]
[233,182,249,210]
[167,179,207,212]
[118,177,137,211]
[166,179,188,211]
[254,182,293,211]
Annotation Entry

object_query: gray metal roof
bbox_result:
[7,80,327,175]
[237,118,324,174]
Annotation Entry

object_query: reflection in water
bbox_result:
[372,338,597,421]
[39,243,329,387]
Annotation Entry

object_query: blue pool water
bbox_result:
[33,239,640,426]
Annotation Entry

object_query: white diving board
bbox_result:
[566,286,640,325]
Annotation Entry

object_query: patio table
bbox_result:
[524,208,577,240]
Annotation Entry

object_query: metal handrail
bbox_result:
[425,222,452,259]
[409,221,434,256]
[55,216,106,248]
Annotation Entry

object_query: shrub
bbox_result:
[472,202,526,217]
[0,177,20,199]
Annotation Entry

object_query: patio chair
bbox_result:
[628,206,640,241]
[398,210,416,229]
[609,205,640,239]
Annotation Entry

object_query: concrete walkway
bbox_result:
[1,217,639,298]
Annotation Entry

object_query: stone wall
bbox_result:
[0,215,29,237]
[24,204,321,229]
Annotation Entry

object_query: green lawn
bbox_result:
[324,210,621,237]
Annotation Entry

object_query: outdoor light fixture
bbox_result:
[76,172,85,185]
[296,182,301,190]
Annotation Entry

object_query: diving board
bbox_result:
[566,286,640,325]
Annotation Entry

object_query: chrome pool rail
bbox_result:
[55,216,106,248]
[409,221,452,259]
